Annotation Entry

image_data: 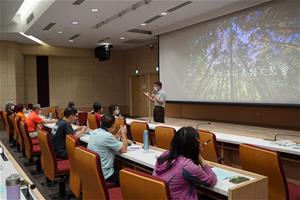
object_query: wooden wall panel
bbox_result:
[165,103,300,130]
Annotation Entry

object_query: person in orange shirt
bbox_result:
[25,104,53,138]
[15,104,26,122]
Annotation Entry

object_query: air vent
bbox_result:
[43,23,56,31]
[26,12,34,25]
[69,34,81,40]
[167,1,192,13]
[97,37,110,43]
[127,29,152,35]
[144,15,162,24]
[73,0,85,5]
[123,39,149,44]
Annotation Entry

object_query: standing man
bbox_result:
[144,81,166,123]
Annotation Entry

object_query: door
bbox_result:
[131,74,148,117]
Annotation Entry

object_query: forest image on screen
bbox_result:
[161,1,300,104]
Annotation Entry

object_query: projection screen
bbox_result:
[159,1,300,104]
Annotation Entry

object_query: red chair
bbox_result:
[19,121,41,173]
[37,129,70,197]
[78,112,88,126]
[75,146,122,200]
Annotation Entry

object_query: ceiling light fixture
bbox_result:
[140,23,146,26]
[69,39,74,42]
[13,0,41,23]
[161,12,168,16]
[91,8,98,12]
[120,37,125,40]
[58,31,63,34]
[72,21,79,25]
[19,32,49,47]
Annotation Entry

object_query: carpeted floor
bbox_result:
[0,129,76,200]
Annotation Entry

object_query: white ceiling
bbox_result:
[0,0,270,49]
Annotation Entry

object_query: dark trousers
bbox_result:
[106,168,119,185]
[153,106,165,123]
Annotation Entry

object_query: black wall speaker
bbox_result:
[95,44,113,61]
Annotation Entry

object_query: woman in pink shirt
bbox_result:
[153,126,217,200]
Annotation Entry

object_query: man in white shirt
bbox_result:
[144,81,167,123]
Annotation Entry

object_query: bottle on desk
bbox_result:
[143,130,149,151]
[6,174,21,200]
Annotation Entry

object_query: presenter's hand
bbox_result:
[143,92,149,97]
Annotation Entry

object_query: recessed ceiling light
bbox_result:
[58,31,63,34]
[161,12,168,16]
[72,21,78,25]
[120,37,125,40]
[91,8,98,12]
[68,39,74,42]
[140,23,146,26]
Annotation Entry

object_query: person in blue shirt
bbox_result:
[87,113,128,184]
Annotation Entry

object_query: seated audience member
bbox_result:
[15,104,26,122]
[5,101,15,115]
[153,126,217,200]
[67,101,75,108]
[51,106,87,159]
[90,102,102,127]
[25,104,53,138]
[87,114,128,184]
[108,104,122,118]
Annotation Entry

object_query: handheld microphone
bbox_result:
[196,122,211,130]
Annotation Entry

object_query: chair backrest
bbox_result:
[198,130,221,163]
[74,146,109,200]
[66,135,81,198]
[120,168,171,200]
[239,144,289,200]
[37,129,57,181]
[40,108,48,116]
[8,114,17,140]
[15,116,24,150]
[0,110,6,128]
[48,107,58,119]
[130,122,148,143]
[87,113,98,130]
[113,118,125,135]
[154,126,175,150]
[19,121,33,159]
[78,112,88,126]
[55,109,64,120]
[2,111,11,140]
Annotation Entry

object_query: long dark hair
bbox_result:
[157,126,201,168]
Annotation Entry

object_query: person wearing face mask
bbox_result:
[143,81,166,123]
[108,104,122,118]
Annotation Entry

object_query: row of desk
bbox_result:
[124,118,300,156]
[43,120,269,199]
[0,140,45,200]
